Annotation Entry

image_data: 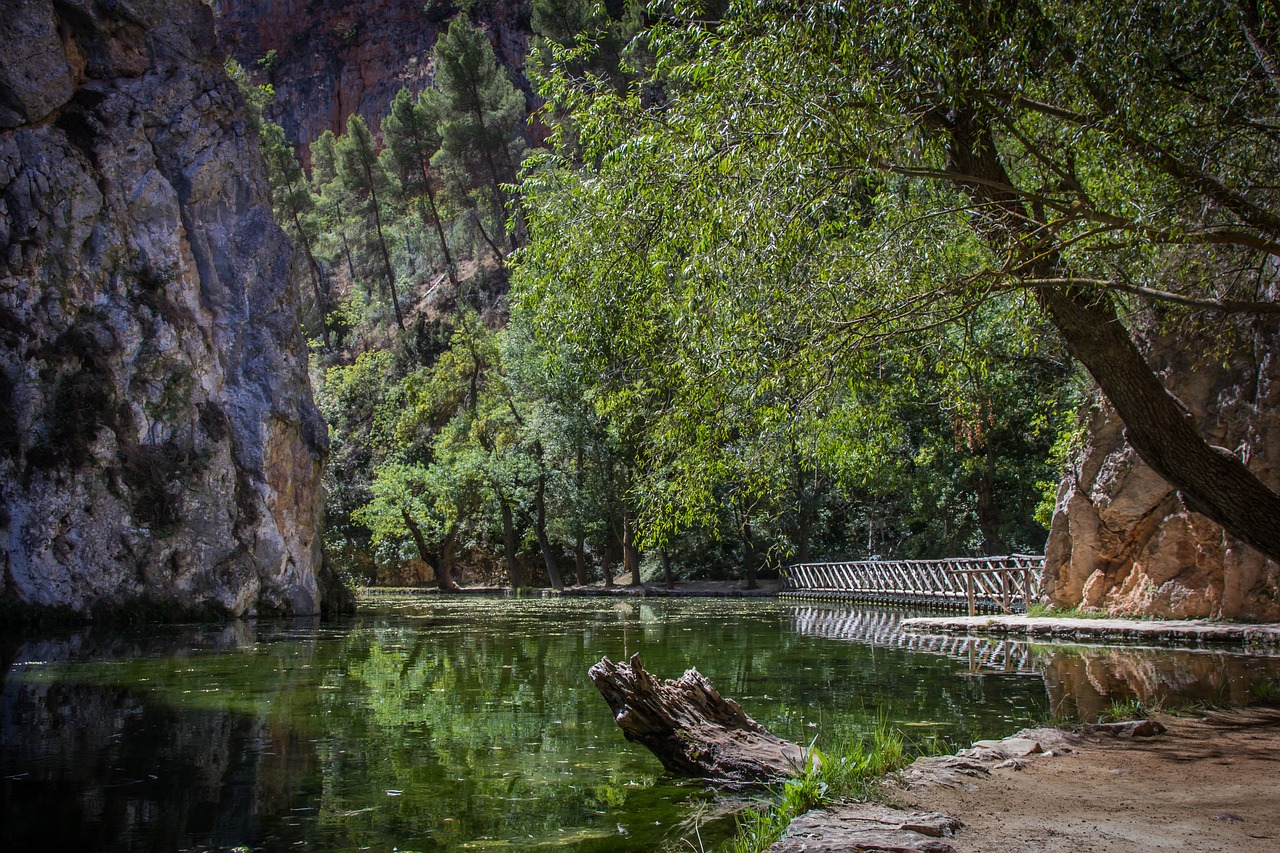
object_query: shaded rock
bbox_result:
[1,0,333,617]
[588,653,812,783]
[1083,719,1167,738]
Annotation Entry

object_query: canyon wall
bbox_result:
[212,0,535,159]
[1044,310,1280,620]
[0,0,337,617]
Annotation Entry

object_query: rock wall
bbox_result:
[0,0,333,617]
[212,0,534,161]
[1044,310,1280,620]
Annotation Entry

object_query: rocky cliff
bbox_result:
[0,0,335,617]
[1044,310,1280,620]
[213,0,534,159]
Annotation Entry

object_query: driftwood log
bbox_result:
[588,653,814,783]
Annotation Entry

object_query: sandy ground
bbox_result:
[894,709,1280,853]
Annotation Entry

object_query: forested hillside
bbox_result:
[235,0,1280,616]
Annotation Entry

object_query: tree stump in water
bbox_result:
[588,653,813,783]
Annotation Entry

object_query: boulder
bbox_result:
[1045,310,1280,620]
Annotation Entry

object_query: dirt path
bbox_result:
[899,710,1280,853]
[772,710,1280,852]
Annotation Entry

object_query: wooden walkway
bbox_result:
[780,555,1045,614]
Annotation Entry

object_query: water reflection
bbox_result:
[792,603,1280,720]
[3,598,1274,852]
[1037,645,1277,720]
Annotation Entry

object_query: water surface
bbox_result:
[3,595,1276,852]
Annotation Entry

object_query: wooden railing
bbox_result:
[780,554,1045,614]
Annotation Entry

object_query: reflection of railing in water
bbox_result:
[781,555,1045,614]
[791,606,1040,674]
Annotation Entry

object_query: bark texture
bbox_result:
[588,654,812,783]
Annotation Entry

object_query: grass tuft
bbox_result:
[721,723,915,853]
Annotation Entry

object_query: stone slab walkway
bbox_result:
[900,615,1280,648]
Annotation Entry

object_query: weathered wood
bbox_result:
[588,654,814,783]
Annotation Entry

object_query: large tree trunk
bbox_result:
[741,519,759,591]
[401,509,458,592]
[575,534,588,586]
[941,108,1280,565]
[602,547,616,589]
[973,441,1001,555]
[534,474,564,591]
[500,498,523,588]
[588,654,813,783]
[793,458,813,564]
[574,446,589,586]
[623,514,642,586]
[438,527,460,591]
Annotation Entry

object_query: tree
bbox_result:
[311,129,369,341]
[355,462,472,591]
[431,16,527,257]
[514,0,1280,567]
[261,120,332,347]
[336,114,406,329]
[224,58,335,347]
[382,87,460,291]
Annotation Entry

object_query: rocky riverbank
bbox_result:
[769,709,1280,852]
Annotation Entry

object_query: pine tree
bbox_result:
[431,16,526,257]
[310,130,361,300]
[261,120,332,347]
[383,87,459,289]
[335,114,405,329]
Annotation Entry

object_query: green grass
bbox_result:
[1024,603,1118,619]
[1250,676,1280,704]
[720,724,920,853]
[1095,698,1156,723]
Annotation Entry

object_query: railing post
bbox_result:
[966,573,975,617]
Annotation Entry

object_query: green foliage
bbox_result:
[722,724,913,853]
[303,1,1256,584]
[1096,698,1155,724]
[510,3,1080,563]
[431,16,527,253]
[223,57,273,130]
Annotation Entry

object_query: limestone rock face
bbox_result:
[212,0,534,162]
[0,0,331,617]
[1044,313,1280,620]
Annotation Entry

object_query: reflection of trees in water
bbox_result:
[0,599,1075,852]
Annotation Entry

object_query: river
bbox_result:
[3,594,1278,852]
